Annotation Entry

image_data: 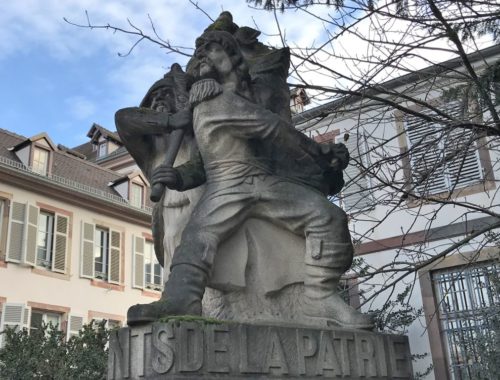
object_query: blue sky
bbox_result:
[1,1,331,148]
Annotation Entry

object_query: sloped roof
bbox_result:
[72,124,124,162]
[71,141,96,161]
[86,123,122,144]
[0,128,152,209]
[9,132,57,152]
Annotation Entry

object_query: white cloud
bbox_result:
[66,95,96,120]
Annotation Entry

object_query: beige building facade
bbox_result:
[0,127,162,344]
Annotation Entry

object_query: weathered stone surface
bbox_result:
[108,321,413,379]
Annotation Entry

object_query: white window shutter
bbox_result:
[405,99,483,196]
[443,127,483,189]
[0,303,25,346]
[341,132,372,212]
[80,221,95,279]
[132,235,145,289]
[405,116,448,195]
[52,214,69,273]
[6,202,26,263]
[23,203,39,266]
[23,306,31,330]
[108,230,121,285]
[67,314,84,340]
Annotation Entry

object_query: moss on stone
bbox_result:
[157,315,229,325]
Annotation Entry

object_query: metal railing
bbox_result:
[433,261,500,380]
[0,155,152,214]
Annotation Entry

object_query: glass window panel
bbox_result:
[32,147,49,175]
[130,183,143,208]
[144,240,162,290]
[30,311,43,331]
[45,312,60,327]
[36,211,54,268]
[98,143,107,157]
[94,227,109,280]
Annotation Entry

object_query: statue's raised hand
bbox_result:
[169,109,192,130]
[152,165,183,191]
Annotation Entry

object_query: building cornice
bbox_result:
[0,160,151,228]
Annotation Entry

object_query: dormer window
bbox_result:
[8,133,56,177]
[84,123,123,161]
[32,147,50,175]
[130,183,144,208]
[108,171,148,209]
[98,142,108,158]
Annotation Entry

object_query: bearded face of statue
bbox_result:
[150,87,176,113]
[193,41,234,83]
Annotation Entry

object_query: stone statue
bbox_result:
[116,13,373,330]
[115,64,205,279]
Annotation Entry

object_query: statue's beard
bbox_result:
[189,78,223,108]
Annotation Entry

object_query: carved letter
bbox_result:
[207,324,230,373]
[263,328,288,375]
[316,331,340,376]
[387,337,411,378]
[239,325,262,373]
[355,334,378,377]
[151,323,175,374]
[178,322,204,372]
[332,331,354,376]
[296,329,317,375]
[108,328,130,379]
[130,327,149,377]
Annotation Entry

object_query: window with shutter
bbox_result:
[404,100,483,196]
[24,204,39,266]
[23,306,31,331]
[5,203,70,273]
[340,131,373,213]
[67,314,84,340]
[0,199,7,261]
[81,222,122,284]
[108,230,121,285]
[6,202,26,263]
[0,303,26,347]
[81,222,95,279]
[132,235,145,289]
[52,214,68,273]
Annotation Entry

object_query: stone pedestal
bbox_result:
[108,320,413,379]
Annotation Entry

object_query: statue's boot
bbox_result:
[127,263,207,326]
[303,242,374,330]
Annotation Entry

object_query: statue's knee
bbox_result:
[173,230,219,268]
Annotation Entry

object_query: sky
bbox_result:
[0,0,333,148]
[3,1,494,149]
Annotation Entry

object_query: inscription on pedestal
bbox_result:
[108,321,413,379]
